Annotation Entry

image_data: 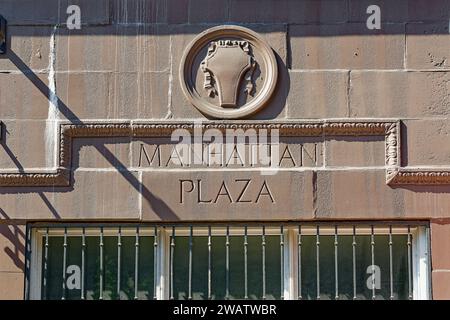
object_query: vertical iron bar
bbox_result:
[62,227,67,300]
[407,226,413,300]
[298,225,302,300]
[134,226,140,300]
[371,225,375,300]
[262,226,266,300]
[170,226,175,300]
[280,226,284,300]
[43,228,49,300]
[334,225,339,300]
[24,224,31,300]
[244,226,248,300]
[208,226,212,300]
[99,227,104,300]
[81,227,85,300]
[316,225,320,300]
[117,227,121,300]
[188,226,193,300]
[225,226,230,300]
[352,225,357,300]
[153,226,158,300]
[389,225,394,300]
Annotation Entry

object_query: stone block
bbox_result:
[167,0,189,24]
[189,0,229,23]
[1,0,110,25]
[431,220,450,270]
[290,23,405,70]
[0,0,59,25]
[112,0,167,24]
[0,26,53,72]
[348,0,450,22]
[348,0,409,22]
[0,272,23,300]
[0,73,50,120]
[72,137,131,169]
[405,0,450,21]
[0,120,50,169]
[60,0,110,25]
[229,0,347,23]
[325,136,386,167]
[406,23,450,69]
[141,171,314,221]
[432,271,450,300]
[56,25,170,73]
[0,171,140,220]
[131,136,324,169]
[350,71,450,118]
[315,170,450,219]
[55,72,112,120]
[403,120,450,166]
[287,71,349,119]
[0,224,25,273]
[55,70,169,120]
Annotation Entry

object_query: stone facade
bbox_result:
[0,0,449,299]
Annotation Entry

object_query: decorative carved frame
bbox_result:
[179,25,278,119]
[1,120,449,187]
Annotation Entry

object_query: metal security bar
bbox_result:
[116,227,121,299]
[99,227,103,300]
[153,226,158,300]
[244,226,248,299]
[352,226,357,300]
[26,222,430,300]
[334,225,339,300]
[294,223,428,300]
[298,225,302,300]
[81,228,86,300]
[43,228,49,300]
[62,227,67,300]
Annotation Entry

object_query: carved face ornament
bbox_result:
[180,26,278,119]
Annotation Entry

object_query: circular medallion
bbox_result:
[179,25,278,119]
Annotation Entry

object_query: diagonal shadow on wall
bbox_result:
[0,209,25,271]
[0,49,179,221]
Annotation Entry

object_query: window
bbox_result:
[26,223,430,300]
[170,227,282,300]
[38,228,156,300]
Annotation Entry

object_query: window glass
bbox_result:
[173,235,281,300]
[37,227,415,300]
[41,235,154,300]
[300,235,408,300]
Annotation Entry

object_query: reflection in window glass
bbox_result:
[41,236,154,300]
[301,235,408,300]
[36,226,420,300]
[173,235,281,300]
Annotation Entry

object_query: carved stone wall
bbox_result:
[0,0,448,216]
[0,0,449,299]
[2,120,449,187]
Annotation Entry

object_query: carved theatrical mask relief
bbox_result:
[201,40,256,107]
[180,25,278,119]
